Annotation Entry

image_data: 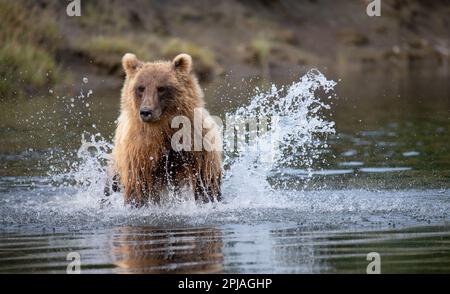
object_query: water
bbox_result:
[0,69,449,273]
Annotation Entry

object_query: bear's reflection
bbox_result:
[111,226,223,273]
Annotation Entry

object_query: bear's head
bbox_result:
[121,53,203,123]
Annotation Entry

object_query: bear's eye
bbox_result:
[137,86,145,93]
[135,86,145,98]
[157,86,167,95]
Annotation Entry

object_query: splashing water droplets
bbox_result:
[224,69,336,204]
[66,71,334,210]
[10,70,338,226]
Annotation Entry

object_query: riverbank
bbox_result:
[1,0,449,99]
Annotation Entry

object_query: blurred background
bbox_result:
[1,0,449,98]
[1,0,450,274]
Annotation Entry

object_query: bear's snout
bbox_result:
[139,107,161,122]
[139,107,154,122]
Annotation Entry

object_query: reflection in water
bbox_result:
[110,227,223,274]
[1,225,449,273]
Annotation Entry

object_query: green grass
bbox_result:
[75,36,155,75]
[0,0,61,99]
[78,1,129,32]
[161,38,221,80]
[0,0,60,52]
[248,38,273,66]
[76,35,222,81]
[0,41,57,98]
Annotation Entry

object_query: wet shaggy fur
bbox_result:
[110,53,222,206]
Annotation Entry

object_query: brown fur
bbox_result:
[111,53,222,206]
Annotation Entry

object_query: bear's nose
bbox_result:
[140,108,153,120]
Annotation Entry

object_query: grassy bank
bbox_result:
[73,35,221,81]
[0,0,449,98]
[0,0,63,99]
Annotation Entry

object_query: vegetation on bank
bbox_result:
[0,0,61,99]
[74,35,155,75]
[0,0,449,99]
[74,35,221,81]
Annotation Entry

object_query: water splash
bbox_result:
[60,70,335,208]
[15,70,445,229]
[224,69,336,203]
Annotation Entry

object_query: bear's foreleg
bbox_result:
[192,151,222,203]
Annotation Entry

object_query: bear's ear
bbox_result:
[172,53,192,74]
[122,53,141,76]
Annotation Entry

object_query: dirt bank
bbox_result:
[1,0,449,98]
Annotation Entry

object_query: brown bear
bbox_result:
[108,53,222,207]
